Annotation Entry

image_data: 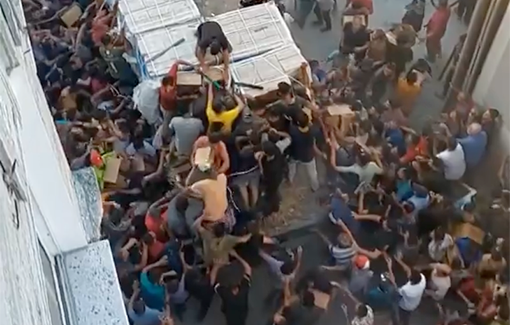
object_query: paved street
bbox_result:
[195,0,468,129]
[179,1,470,324]
[178,226,444,325]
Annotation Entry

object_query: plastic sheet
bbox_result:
[211,3,294,62]
[134,20,201,79]
[230,44,310,97]
[118,0,201,35]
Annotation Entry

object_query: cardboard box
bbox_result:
[103,156,122,184]
[176,71,202,86]
[327,104,354,117]
[60,3,83,27]
[453,223,485,245]
[342,15,366,26]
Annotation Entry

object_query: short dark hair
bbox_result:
[277,82,292,96]
[280,261,295,275]
[294,111,309,128]
[208,131,223,144]
[210,39,221,55]
[446,137,457,150]
[410,270,422,285]
[406,71,418,84]
[132,300,146,314]
[212,222,226,238]
[141,233,154,245]
[262,140,279,156]
[356,304,368,317]
[161,75,175,86]
[302,290,315,307]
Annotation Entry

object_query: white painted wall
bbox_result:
[0,2,88,325]
[472,3,510,149]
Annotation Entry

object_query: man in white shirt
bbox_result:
[397,270,426,325]
[436,137,466,180]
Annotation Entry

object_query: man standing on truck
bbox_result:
[195,21,232,80]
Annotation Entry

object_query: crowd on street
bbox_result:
[22,0,508,324]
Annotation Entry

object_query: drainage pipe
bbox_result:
[465,0,509,93]
[443,0,492,111]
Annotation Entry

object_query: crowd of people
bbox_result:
[22,0,509,324]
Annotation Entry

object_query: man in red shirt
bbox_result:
[426,0,451,62]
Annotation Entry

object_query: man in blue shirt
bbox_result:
[128,281,165,325]
[328,189,382,237]
[140,257,168,311]
[457,122,487,168]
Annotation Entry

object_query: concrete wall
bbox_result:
[472,3,510,150]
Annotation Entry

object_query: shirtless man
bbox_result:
[188,170,229,225]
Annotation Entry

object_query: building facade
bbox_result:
[472,3,510,149]
[0,2,127,325]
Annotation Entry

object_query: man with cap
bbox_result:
[348,255,374,298]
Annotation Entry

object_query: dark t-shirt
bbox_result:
[289,125,317,163]
[342,23,370,51]
[197,21,232,52]
[217,275,251,323]
[261,151,286,187]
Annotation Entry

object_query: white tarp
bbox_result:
[118,0,200,35]
[211,3,294,63]
[231,44,310,97]
[134,19,201,79]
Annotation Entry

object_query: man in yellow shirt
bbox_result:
[205,83,244,134]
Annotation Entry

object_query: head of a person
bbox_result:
[410,270,422,285]
[482,108,500,123]
[208,130,223,145]
[132,300,146,315]
[132,135,145,150]
[161,75,175,90]
[210,39,221,56]
[406,133,421,147]
[467,122,482,136]
[433,227,446,242]
[212,222,227,238]
[337,232,352,248]
[100,34,112,47]
[165,279,180,295]
[280,260,296,276]
[262,140,279,158]
[141,232,156,246]
[438,0,448,8]
[446,137,457,151]
[355,304,369,318]
[373,29,386,41]
[403,201,416,216]
[212,95,225,114]
[354,255,370,270]
[294,111,309,129]
[277,82,293,102]
[397,167,410,180]
[301,290,316,307]
[147,269,160,284]
[352,16,363,29]
[357,152,371,167]
[491,247,504,262]
[406,71,418,85]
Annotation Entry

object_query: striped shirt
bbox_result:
[329,244,355,268]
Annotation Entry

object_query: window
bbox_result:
[39,242,67,325]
